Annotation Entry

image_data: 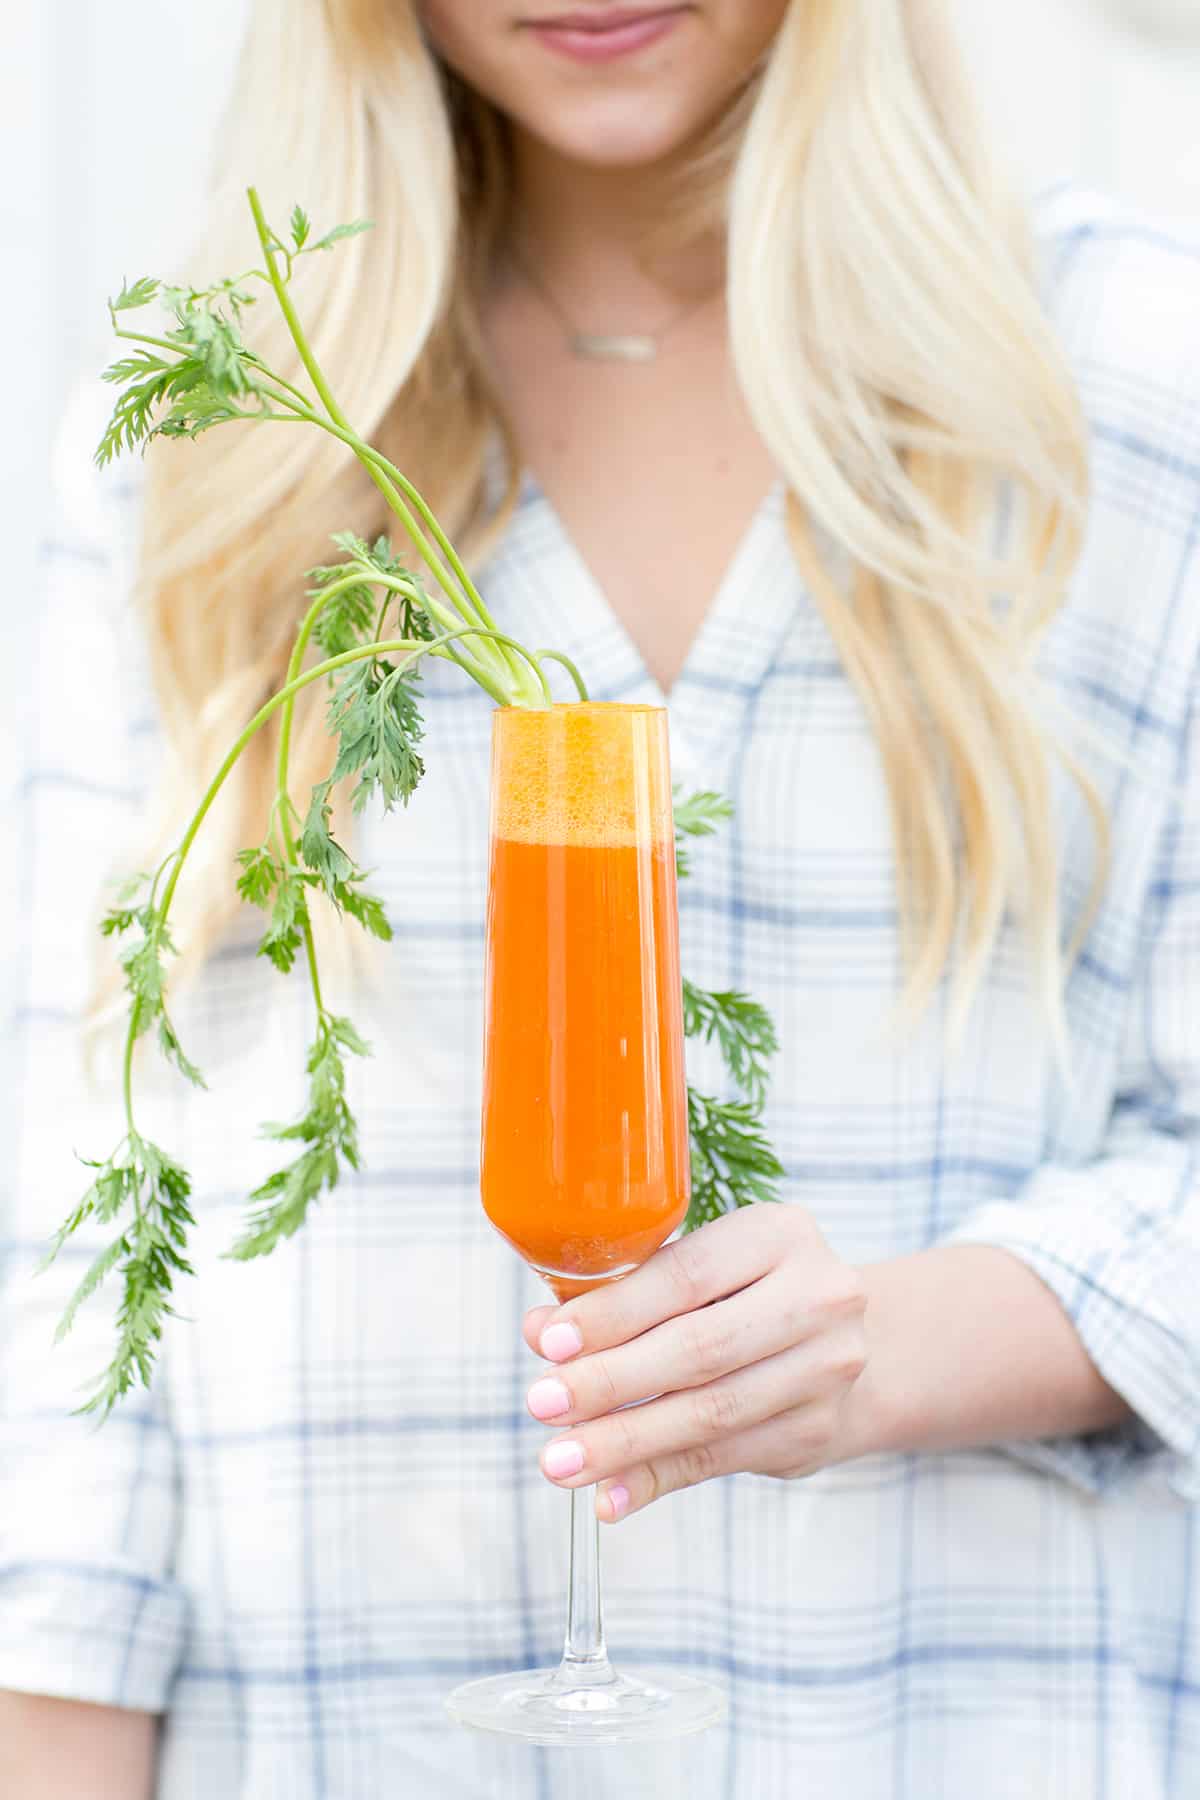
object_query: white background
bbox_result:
[1,0,1199,1001]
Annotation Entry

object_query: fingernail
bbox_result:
[540,1321,583,1363]
[527,1377,571,1421]
[605,1483,630,1521]
[543,1439,585,1480]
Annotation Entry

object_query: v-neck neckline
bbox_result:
[499,472,807,780]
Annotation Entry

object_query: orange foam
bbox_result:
[490,703,674,847]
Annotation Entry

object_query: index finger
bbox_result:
[530,1206,786,1361]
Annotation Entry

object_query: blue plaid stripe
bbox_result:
[1,191,1199,1798]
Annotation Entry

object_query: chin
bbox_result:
[519,93,705,170]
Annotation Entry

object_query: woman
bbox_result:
[2,1,1198,1795]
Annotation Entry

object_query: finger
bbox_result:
[539,1330,860,1488]
[531,1206,797,1363]
[522,1304,555,1355]
[525,1269,816,1425]
[594,1407,826,1523]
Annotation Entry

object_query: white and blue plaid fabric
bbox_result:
[2,189,1199,1799]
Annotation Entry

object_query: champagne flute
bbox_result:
[446,702,726,1743]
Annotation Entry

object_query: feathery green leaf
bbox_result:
[256,869,313,974]
[236,845,281,910]
[49,1137,197,1418]
[684,1090,784,1232]
[311,219,372,252]
[300,783,357,897]
[157,1014,207,1090]
[674,788,732,879]
[228,1012,369,1260]
[112,276,160,312]
[682,979,778,1108]
[334,877,393,942]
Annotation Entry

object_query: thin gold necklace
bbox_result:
[508,243,722,364]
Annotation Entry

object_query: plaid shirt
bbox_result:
[2,189,1199,1800]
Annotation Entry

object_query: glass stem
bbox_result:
[558,1487,616,1685]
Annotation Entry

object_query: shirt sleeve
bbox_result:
[947,648,1200,1501]
[0,389,189,1711]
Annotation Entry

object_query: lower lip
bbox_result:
[527,11,685,63]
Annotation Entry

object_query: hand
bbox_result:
[522,1206,868,1522]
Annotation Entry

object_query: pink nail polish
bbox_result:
[540,1321,583,1363]
[543,1439,585,1479]
[605,1483,630,1521]
[527,1377,571,1421]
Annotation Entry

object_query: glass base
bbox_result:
[445,1660,726,1746]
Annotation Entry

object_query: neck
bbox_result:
[506,127,725,304]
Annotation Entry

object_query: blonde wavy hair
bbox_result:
[131,0,1100,1031]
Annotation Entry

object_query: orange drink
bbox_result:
[481,703,690,1299]
[451,702,724,1745]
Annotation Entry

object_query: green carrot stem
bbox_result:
[116,620,549,1161]
[300,913,326,1017]
[122,1003,140,1141]
[111,325,187,357]
[535,650,590,703]
[259,402,523,700]
[246,188,536,705]
[274,584,336,1024]
[246,192,540,706]
[157,624,547,935]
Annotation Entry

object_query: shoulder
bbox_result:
[1033,191,1200,744]
[1034,185,1200,455]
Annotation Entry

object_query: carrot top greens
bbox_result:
[48,190,782,1416]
